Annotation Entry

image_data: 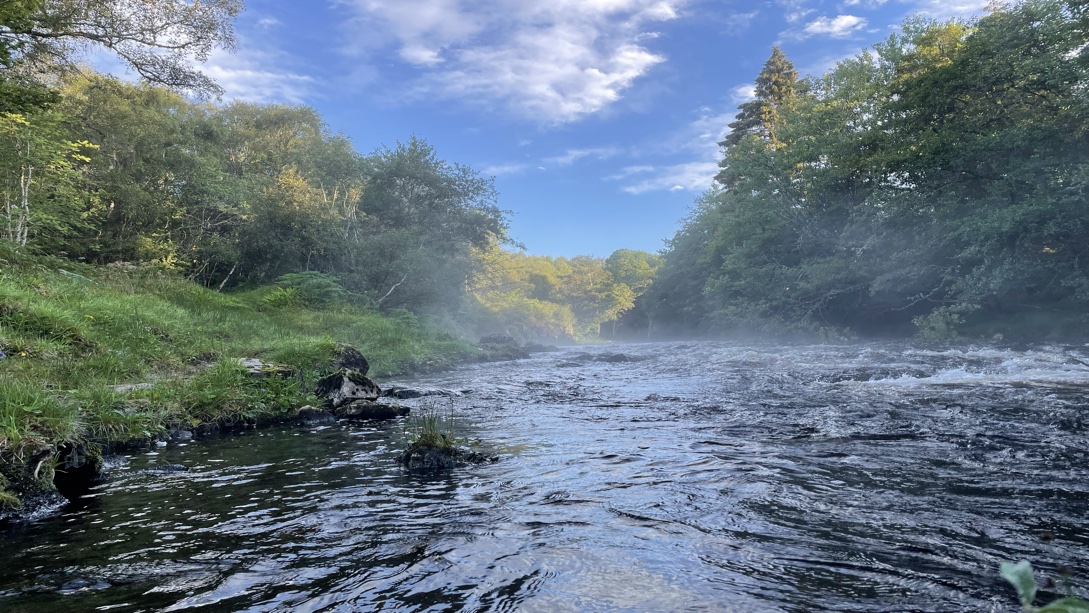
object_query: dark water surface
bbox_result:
[3,341,1089,612]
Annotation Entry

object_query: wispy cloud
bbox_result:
[545,147,624,166]
[730,84,756,104]
[907,0,988,20]
[842,0,888,8]
[335,0,685,123]
[199,47,316,104]
[606,105,731,194]
[618,161,720,194]
[785,9,815,24]
[481,163,529,176]
[802,14,868,38]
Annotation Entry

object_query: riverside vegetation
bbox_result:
[0,243,475,514]
[639,0,1089,340]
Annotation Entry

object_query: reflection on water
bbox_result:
[2,341,1088,612]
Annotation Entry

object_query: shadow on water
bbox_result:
[2,341,1089,612]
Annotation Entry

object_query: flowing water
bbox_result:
[3,341,1089,612]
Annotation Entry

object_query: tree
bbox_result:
[653,1,1089,339]
[605,249,661,293]
[716,46,799,179]
[0,111,95,248]
[351,137,510,311]
[0,0,241,96]
[0,1,58,112]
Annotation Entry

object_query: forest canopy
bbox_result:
[643,0,1089,340]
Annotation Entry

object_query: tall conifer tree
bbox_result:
[715,46,798,185]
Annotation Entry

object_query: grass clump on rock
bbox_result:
[400,402,497,470]
[401,404,460,470]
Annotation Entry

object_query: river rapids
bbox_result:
[2,341,1088,612]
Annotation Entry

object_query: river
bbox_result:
[2,341,1088,612]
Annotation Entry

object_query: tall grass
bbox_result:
[0,244,475,477]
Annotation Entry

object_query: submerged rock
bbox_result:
[294,405,336,426]
[51,443,104,501]
[315,368,381,408]
[168,429,193,442]
[476,343,531,361]
[336,400,409,420]
[523,342,561,353]
[382,386,464,400]
[400,443,498,471]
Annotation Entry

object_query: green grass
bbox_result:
[404,402,458,453]
[0,242,476,505]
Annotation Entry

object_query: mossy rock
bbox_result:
[335,400,408,420]
[333,342,370,376]
[400,443,498,471]
[0,448,65,519]
[315,368,381,408]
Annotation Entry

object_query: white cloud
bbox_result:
[842,0,887,7]
[607,105,732,194]
[720,10,759,35]
[730,84,756,104]
[619,161,719,194]
[335,0,685,123]
[546,146,624,166]
[255,17,282,29]
[785,9,815,23]
[803,14,867,38]
[907,0,988,19]
[481,163,529,176]
[199,47,316,104]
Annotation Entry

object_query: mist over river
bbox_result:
[3,341,1088,612]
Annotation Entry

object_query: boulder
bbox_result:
[476,344,530,361]
[333,342,369,376]
[478,334,518,345]
[599,353,637,363]
[294,405,336,426]
[315,368,381,408]
[523,342,560,353]
[401,444,499,471]
[336,400,409,420]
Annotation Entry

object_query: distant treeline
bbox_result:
[0,72,662,339]
[641,0,1088,340]
[0,0,658,341]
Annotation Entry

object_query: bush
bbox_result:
[275,272,347,307]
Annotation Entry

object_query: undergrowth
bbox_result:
[0,243,475,500]
[404,401,458,453]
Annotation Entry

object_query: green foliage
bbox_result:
[261,287,304,310]
[1001,560,1089,612]
[275,272,347,307]
[650,0,1089,340]
[717,46,799,179]
[0,249,476,476]
[404,402,458,453]
[0,0,240,96]
[0,378,78,454]
[913,304,978,340]
[471,246,659,341]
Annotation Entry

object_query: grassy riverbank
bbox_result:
[0,244,474,511]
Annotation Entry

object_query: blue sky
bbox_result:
[187,0,989,258]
